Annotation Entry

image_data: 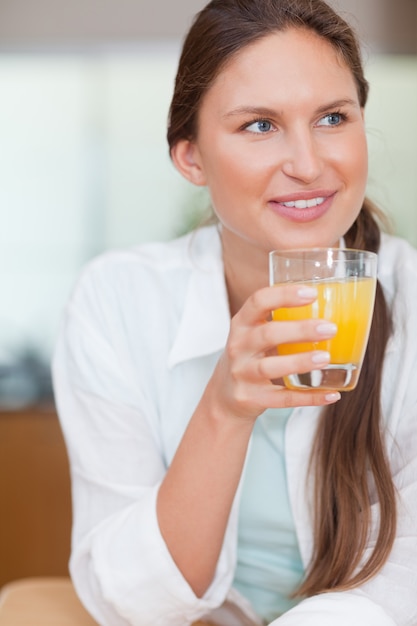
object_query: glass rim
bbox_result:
[269,247,377,260]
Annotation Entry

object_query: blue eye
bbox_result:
[245,119,274,133]
[318,112,345,127]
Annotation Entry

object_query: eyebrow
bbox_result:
[223,98,359,119]
[315,98,359,115]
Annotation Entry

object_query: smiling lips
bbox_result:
[282,196,325,209]
[269,192,335,222]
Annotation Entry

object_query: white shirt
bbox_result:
[52,225,417,626]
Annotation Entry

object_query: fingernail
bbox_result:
[316,322,337,335]
[311,350,330,364]
[325,392,341,402]
[297,286,317,299]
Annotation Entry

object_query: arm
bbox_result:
[53,266,338,625]
[157,283,339,598]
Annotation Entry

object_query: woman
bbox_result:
[52,1,417,624]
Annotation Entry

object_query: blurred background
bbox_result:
[0,0,416,593]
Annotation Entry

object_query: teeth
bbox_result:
[282,197,325,209]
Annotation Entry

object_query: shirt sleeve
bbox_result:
[268,592,397,625]
[52,277,239,626]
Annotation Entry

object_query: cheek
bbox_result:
[330,133,368,188]
[341,137,369,224]
[205,155,263,226]
[350,131,368,174]
[204,145,268,200]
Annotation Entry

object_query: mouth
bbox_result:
[280,196,326,210]
[268,191,335,223]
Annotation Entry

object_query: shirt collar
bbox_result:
[167,226,231,369]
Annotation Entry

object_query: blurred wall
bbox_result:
[332,0,417,54]
[0,0,207,45]
[0,0,416,53]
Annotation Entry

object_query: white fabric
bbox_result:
[52,225,417,626]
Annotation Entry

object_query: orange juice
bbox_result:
[272,277,376,390]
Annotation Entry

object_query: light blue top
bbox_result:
[233,408,305,623]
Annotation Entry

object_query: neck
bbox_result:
[220,229,270,317]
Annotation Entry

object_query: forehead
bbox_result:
[202,28,358,112]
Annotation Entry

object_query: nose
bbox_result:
[280,127,323,183]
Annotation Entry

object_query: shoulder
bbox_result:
[378,234,417,377]
[66,225,222,320]
[378,233,417,304]
[379,232,417,270]
[77,232,192,286]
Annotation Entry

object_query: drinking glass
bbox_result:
[269,247,377,391]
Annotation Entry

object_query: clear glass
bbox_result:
[269,248,378,392]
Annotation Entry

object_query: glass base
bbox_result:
[284,363,360,392]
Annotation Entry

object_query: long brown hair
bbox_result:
[297,199,395,596]
[168,0,396,597]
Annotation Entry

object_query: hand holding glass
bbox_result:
[269,248,377,391]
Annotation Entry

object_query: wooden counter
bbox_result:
[0,407,72,588]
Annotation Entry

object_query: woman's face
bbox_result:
[173,28,368,257]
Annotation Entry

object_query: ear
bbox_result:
[171,139,207,186]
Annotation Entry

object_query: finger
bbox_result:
[236,283,318,325]
[260,386,341,408]
[254,350,331,382]
[245,318,337,355]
